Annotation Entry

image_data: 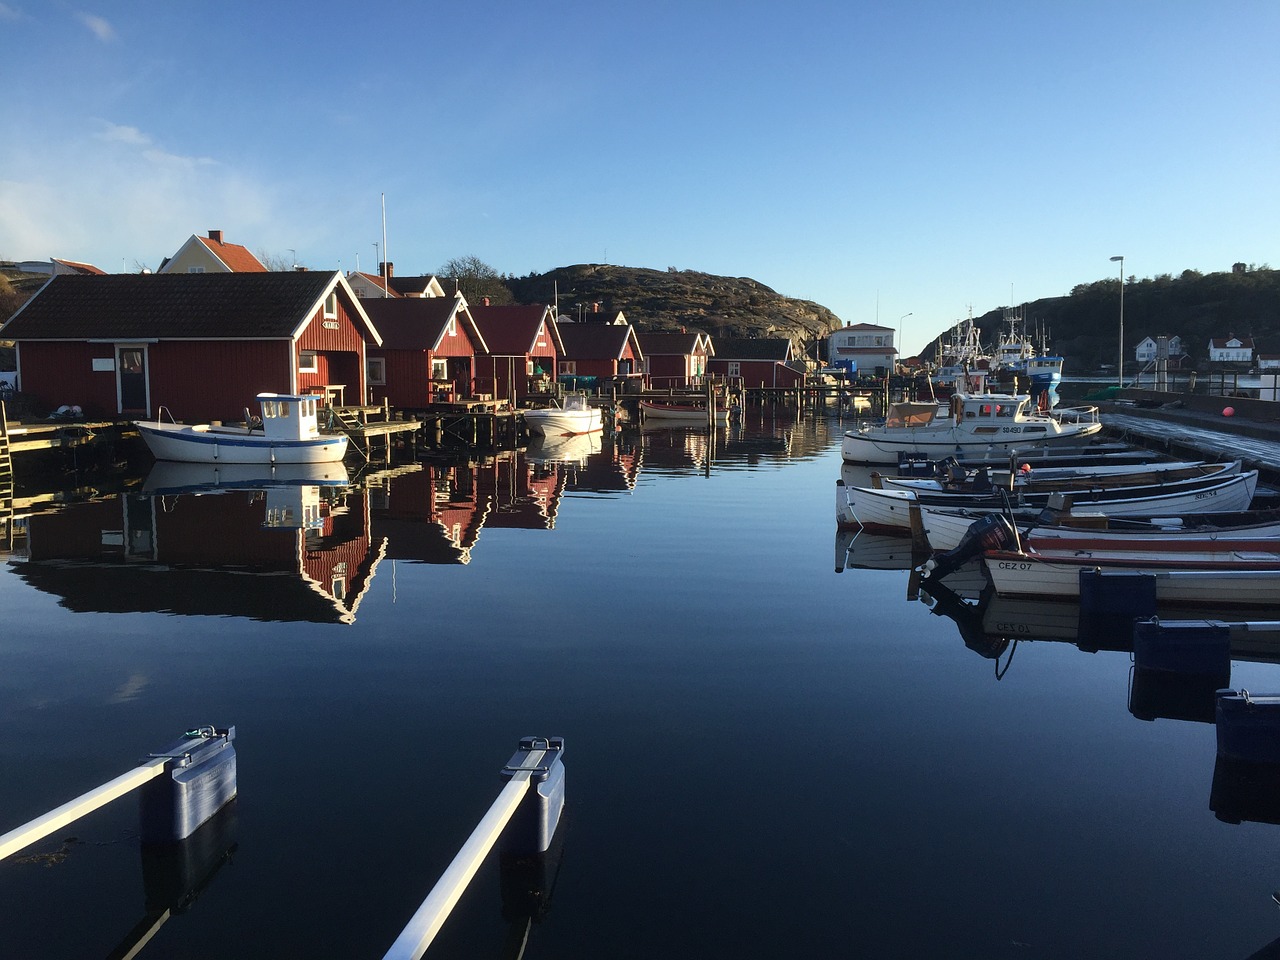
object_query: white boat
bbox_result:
[879,458,1232,494]
[838,468,1259,535]
[841,392,1102,465]
[523,394,603,436]
[982,551,1280,606]
[639,399,731,424]
[912,472,1261,550]
[135,394,349,464]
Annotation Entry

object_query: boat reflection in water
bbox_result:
[9,461,385,624]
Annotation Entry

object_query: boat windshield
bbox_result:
[884,402,939,428]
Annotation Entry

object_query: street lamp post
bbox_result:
[1110,255,1125,387]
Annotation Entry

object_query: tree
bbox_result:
[437,256,514,306]
[257,250,295,272]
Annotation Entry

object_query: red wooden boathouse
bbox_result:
[361,294,487,408]
[0,271,380,423]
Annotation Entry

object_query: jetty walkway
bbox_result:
[1098,389,1280,486]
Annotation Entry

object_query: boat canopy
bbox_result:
[884,401,941,429]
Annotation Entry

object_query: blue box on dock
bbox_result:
[1132,619,1231,680]
[139,727,238,843]
[1077,569,1157,651]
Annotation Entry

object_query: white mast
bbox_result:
[381,193,389,298]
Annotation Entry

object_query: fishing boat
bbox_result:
[880,458,1233,495]
[840,392,1102,465]
[639,399,731,424]
[135,394,349,464]
[522,393,603,436]
[980,548,1280,605]
[838,467,1258,534]
[912,474,1263,550]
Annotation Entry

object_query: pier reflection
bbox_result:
[106,801,238,960]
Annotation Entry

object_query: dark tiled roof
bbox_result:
[635,332,703,355]
[1,272,341,340]
[556,322,633,360]
[387,274,441,296]
[471,304,559,355]
[363,297,466,351]
[712,338,791,361]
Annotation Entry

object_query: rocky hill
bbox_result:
[505,264,843,350]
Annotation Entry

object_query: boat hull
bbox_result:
[904,471,1259,546]
[841,421,1103,464]
[135,421,349,464]
[983,552,1280,605]
[523,409,603,437]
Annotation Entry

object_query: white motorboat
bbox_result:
[523,394,603,437]
[841,393,1102,464]
[135,394,349,464]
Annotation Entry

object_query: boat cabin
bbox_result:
[256,393,325,441]
[952,393,1032,421]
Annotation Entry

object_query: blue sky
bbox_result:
[1,1,1276,354]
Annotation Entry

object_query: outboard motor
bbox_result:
[921,582,1011,661]
[919,512,1019,581]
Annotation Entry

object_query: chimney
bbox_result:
[483,297,490,306]
[208,229,223,244]
[592,302,600,313]
[380,261,394,278]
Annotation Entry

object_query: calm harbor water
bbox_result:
[3,411,1280,959]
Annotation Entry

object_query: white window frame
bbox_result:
[727,361,741,378]
[559,360,577,375]
[431,358,448,381]
[299,351,319,373]
[367,356,386,385]
[324,292,338,319]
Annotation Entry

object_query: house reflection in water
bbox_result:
[8,470,384,624]
[367,438,641,565]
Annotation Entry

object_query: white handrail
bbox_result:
[0,757,169,861]
[382,745,553,960]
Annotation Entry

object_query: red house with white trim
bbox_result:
[470,304,562,403]
[361,294,487,407]
[555,322,643,381]
[635,331,711,388]
[706,337,802,388]
[1,271,380,423]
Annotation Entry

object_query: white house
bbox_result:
[827,322,896,375]
[1134,335,1183,363]
[1209,335,1254,363]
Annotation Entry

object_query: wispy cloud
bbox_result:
[76,11,115,42]
[98,121,151,146]
[0,4,23,22]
